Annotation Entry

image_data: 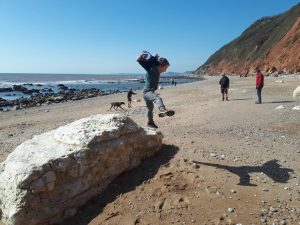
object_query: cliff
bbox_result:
[195,3,300,75]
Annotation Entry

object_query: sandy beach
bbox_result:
[0,76,300,225]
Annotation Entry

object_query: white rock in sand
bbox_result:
[292,86,300,99]
[0,114,163,225]
[275,105,284,110]
[292,106,300,111]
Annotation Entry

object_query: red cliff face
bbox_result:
[195,4,300,75]
[262,17,300,73]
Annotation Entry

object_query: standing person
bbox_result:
[127,88,137,108]
[255,68,264,104]
[219,73,230,101]
[174,79,177,87]
[143,57,175,128]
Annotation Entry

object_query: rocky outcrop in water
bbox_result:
[0,88,110,111]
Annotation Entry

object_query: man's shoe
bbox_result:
[147,121,158,129]
[255,101,261,104]
[158,109,175,117]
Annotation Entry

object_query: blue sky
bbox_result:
[0,0,299,74]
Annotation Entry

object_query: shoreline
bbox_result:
[0,76,203,111]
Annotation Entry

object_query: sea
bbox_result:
[0,73,202,101]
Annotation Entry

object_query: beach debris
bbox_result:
[227,208,235,213]
[275,79,284,83]
[210,153,217,157]
[292,85,300,99]
[260,217,267,223]
[275,105,284,110]
[292,105,300,110]
[280,220,286,225]
[218,154,225,160]
[192,163,200,169]
[269,207,277,213]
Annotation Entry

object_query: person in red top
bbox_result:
[255,68,264,104]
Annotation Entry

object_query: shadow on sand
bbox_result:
[59,144,179,225]
[230,98,252,101]
[192,159,293,186]
[267,100,296,104]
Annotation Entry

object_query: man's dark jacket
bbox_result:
[219,76,230,89]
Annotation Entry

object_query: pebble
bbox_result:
[260,217,267,223]
[269,207,277,213]
[260,209,268,216]
[192,163,199,169]
[228,208,235,213]
[275,105,284,110]
[220,213,226,220]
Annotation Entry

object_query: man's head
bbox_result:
[222,73,226,77]
[256,68,261,73]
[157,57,170,73]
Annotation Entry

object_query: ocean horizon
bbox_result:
[0,73,142,83]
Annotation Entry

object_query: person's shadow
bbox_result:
[192,159,293,186]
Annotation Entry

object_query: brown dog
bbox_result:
[110,102,125,110]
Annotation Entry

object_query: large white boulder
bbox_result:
[293,85,300,99]
[0,114,163,225]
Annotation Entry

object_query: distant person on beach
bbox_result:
[171,79,174,86]
[143,57,175,129]
[219,73,230,101]
[255,68,264,104]
[174,79,177,87]
[127,88,137,108]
